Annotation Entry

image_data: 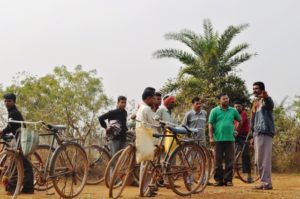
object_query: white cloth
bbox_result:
[135,102,158,129]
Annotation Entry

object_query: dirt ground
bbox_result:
[1,173,300,199]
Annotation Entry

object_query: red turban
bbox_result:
[163,96,176,107]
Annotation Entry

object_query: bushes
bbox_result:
[272,104,300,172]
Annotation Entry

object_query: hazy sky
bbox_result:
[0,0,299,105]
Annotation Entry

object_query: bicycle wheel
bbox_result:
[104,149,124,188]
[0,150,24,198]
[208,148,215,179]
[139,146,161,197]
[85,145,110,185]
[166,142,205,196]
[109,144,135,199]
[31,144,55,191]
[50,142,88,198]
[236,146,260,183]
[0,143,4,153]
[192,145,210,194]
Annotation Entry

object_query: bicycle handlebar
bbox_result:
[8,119,44,125]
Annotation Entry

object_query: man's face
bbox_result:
[234,104,243,113]
[167,102,176,110]
[154,96,162,107]
[220,95,229,107]
[117,100,127,110]
[145,96,155,107]
[4,99,15,109]
[193,101,201,112]
[253,85,262,98]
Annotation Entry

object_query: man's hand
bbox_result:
[209,137,215,146]
[250,138,254,146]
[234,130,238,137]
[259,91,268,99]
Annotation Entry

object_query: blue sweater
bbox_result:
[251,97,275,137]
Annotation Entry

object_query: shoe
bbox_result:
[145,190,157,197]
[224,181,233,186]
[207,181,213,186]
[214,181,224,186]
[21,188,34,194]
[5,185,15,195]
[247,177,254,183]
[253,184,264,190]
[263,184,273,190]
[253,183,273,190]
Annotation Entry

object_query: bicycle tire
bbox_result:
[108,144,135,199]
[49,142,88,198]
[166,142,205,196]
[0,150,24,199]
[208,148,215,179]
[85,145,111,185]
[31,144,55,191]
[236,146,260,183]
[193,145,209,194]
[104,149,124,188]
[139,146,161,197]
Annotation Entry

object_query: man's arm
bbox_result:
[208,110,215,144]
[181,112,189,126]
[264,96,274,110]
[208,123,214,144]
[98,111,112,129]
[3,110,23,134]
[234,110,242,132]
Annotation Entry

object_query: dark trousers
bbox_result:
[236,136,251,174]
[109,139,127,156]
[214,141,235,183]
[8,155,34,191]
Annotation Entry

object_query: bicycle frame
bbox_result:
[150,125,195,177]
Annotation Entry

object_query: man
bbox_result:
[251,82,275,190]
[182,97,207,147]
[135,87,158,197]
[208,93,241,186]
[136,87,157,129]
[155,95,177,125]
[0,93,34,194]
[233,100,252,183]
[153,92,162,112]
[99,96,128,156]
[156,96,177,162]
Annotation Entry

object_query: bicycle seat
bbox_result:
[167,126,189,135]
[2,134,15,141]
[182,125,199,134]
[48,124,67,131]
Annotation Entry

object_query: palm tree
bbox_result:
[154,19,254,78]
[153,19,255,114]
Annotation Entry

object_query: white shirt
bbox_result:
[135,101,158,129]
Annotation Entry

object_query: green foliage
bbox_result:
[294,96,300,119]
[272,101,300,172]
[154,19,254,116]
[2,66,111,141]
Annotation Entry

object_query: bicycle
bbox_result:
[139,121,207,197]
[103,130,140,189]
[0,119,89,199]
[234,132,259,183]
[108,120,207,198]
[33,133,111,187]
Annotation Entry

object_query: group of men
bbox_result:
[99,81,275,195]
[0,80,274,196]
